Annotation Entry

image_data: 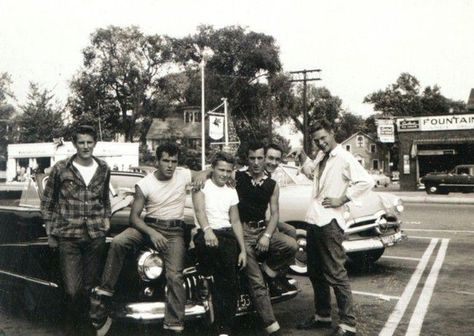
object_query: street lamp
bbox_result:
[199,47,214,170]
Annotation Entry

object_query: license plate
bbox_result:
[236,294,252,311]
[381,232,402,246]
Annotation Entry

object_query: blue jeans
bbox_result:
[58,235,105,330]
[99,226,186,331]
[243,227,297,332]
[307,220,356,329]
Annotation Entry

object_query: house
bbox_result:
[340,131,389,174]
[146,107,202,153]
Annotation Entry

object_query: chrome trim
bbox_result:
[116,302,207,322]
[0,269,59,288]
[343,231,405,252]
[137,251,163,282]
[345,223,379,234]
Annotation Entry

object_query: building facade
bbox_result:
[341,132,390,174]
[396,113,474,190]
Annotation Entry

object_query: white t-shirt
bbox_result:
[196,179,239,230]
[73,160,98,186]
[136,167,192,220]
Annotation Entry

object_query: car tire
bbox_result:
[347,248,385,267]
[289,229,308,275]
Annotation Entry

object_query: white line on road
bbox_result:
[405,239,449,336]
[352,290,400,301]
[379,238,439,336]
[381,255,421,261]
[408,236,442,240]
[404,228,474,234]
[454,291,474,296]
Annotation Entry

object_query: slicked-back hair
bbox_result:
[247,140,265,155]
[72,125,98,143]
[265,143,283,156]
[156,143,180,160]
[211,151,236,167]
[310,118,334,134]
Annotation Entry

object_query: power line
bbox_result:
[289,69,322,153]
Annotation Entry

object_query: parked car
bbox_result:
[0,171,298,335]
[272,165,406,274]
[420,164,474,194]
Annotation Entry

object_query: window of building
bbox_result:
[184,111,200,123]
[372,159,379,170]
[356,135,364,148]
[370,144,376,153]
[345,144,351,152]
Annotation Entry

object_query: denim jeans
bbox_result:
[307,220,356,329]
[194,228,239,334]
[58,235,105,330]
[243,227,297,332]
[99,226,186,331]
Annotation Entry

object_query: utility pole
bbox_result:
[289,69,321,153]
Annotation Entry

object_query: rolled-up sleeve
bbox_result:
[343,158,375,206]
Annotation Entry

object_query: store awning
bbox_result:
[413,137,474,145]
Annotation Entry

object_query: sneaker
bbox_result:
[330,326,356,336]
[297,316,332,330]
[268,277,297,297]
[89,288,111,332]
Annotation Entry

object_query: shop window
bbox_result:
[356,136,364,148]
[370,144,376,153]
[372,159,379,170]
[345,144,351,152]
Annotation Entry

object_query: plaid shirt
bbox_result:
[41,155,111,239]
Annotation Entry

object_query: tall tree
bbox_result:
[172,25,283,144]
[68,26,174,141]
[17,83,65,143]
[364,72,466,116]
[0,72,16,157]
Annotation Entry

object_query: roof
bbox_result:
[146,118,202,140]
[468,89,474,111]
[341,131,377,145]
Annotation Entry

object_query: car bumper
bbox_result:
[113,301,210,323]
[342,231,406,253]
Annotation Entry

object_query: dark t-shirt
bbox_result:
[235,170,276,223]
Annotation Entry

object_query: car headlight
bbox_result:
[137,251,164,281]
[394,199,404,213]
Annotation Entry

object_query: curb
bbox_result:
[399,195,474,205]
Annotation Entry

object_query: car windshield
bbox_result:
[273,165,311,186]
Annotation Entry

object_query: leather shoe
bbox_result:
[297,316,332,330]
[330,326,356,336]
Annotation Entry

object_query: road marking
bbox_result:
[404,221,421,225]
[454,291,474,296]
[408,236,442,240]
[352,290,400,301]
[381,255,421,261]
[379,238,439,336]
[404,228,474,234]
[405,239,449,335]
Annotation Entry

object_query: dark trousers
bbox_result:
[307,220,356,329]
[58,235,105,333]
[194,228,239,334]
[99,226,186,331]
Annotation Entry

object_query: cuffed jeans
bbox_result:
[58,235,105,332]
[99,226,186,331]
[194,228,239,334]
[243,227,297,331]
[307,220,356,330]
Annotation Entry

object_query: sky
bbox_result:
[1,0,473,122]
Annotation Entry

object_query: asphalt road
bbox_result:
[1,202,473,336]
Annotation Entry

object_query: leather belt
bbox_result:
[144,217,185,228]
[244,220,266,229]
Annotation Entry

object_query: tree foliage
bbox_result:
[0,72,16,158]
[364,73,466,116]
[17,83,65,143]
[68,26,174,142]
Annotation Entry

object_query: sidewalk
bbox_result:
[374,183,474,205]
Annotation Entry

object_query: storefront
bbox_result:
[396,113,474,190]
[6,141,139,182]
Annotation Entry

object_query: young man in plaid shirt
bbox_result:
[41,125,111,336]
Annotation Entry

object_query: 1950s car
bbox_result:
[0,171,298,335]
[272,165,406,274]
[420,164,474,194]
